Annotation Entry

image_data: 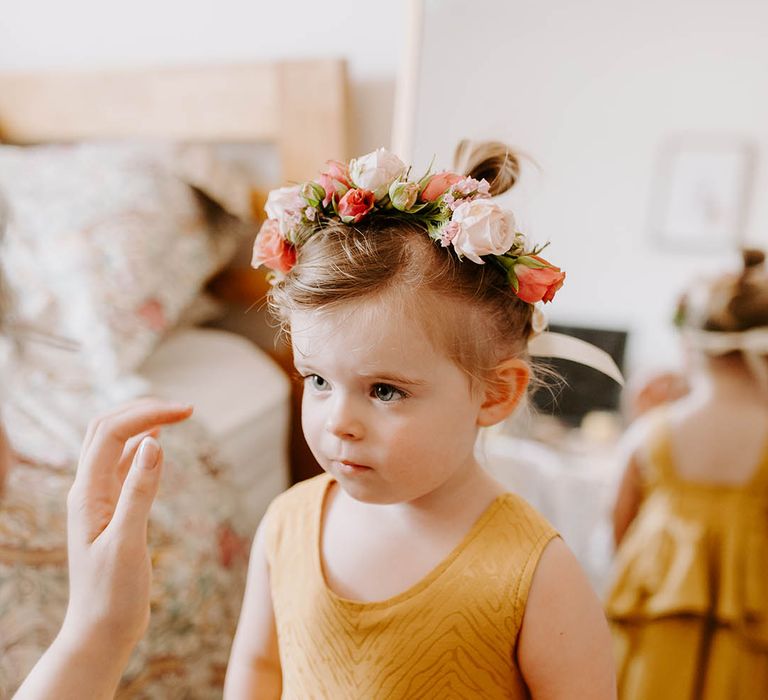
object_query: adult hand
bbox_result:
[14,398,194,700]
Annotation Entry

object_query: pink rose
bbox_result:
[420,171,462,202]
[251,219,297,274]
[338,188,375,223]
[317,160,352,207]
[514,256,566,304]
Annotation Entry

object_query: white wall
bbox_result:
[0,0,408,154]
[4,0,767,376]
[405,0,768,374]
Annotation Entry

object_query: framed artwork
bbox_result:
[652,136,756,251]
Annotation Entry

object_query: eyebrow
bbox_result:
[294,364,427,387]
[356,371,427,387]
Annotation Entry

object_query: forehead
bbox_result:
[289,298,439,367]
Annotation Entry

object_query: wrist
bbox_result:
[56,616,137,674]
[12,627,134,700]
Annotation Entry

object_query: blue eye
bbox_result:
[306,374,329,391]
[373,384,406,402]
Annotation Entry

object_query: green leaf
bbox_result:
[415,155,436,189]
[514,255,548,269]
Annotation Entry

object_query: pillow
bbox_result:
[0,142,254,385]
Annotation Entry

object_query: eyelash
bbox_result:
[302,375,408,402]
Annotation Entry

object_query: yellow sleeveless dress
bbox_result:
[263,473,558,699]
[605,420,768,699]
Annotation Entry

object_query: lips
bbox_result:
[333,459,372,473]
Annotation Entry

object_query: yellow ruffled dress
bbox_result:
[605,421,768,699]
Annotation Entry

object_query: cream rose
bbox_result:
[449,200,517,264]
[349,148,406,200]
[265,185,303,221]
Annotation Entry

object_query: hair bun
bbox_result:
[453,140,520,197]
[742,248,765,271]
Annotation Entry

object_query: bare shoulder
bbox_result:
[517,537,616,699]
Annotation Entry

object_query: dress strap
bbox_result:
[638,410,677,487]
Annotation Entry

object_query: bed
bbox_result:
[0,60,348,698]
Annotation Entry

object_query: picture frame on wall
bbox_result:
[652,136,756,252]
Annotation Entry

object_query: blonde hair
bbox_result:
[268,141,533,388]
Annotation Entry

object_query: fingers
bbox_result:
[108,437,163,541]
[79,397,187,463]
[75,399,192,497]
[117,428,161,484]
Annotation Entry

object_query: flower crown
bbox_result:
[251,147,565,305]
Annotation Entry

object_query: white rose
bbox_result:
[450,200,517,264]
[349,148,406,200]
[265,185,304,235]
[265,185,303,220]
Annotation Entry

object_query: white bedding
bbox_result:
[138,327,291,530]
[480,432,622,593]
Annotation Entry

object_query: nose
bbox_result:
[325,392,365,440]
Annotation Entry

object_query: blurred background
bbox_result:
[4,0,764,372]
[1,0,766,695]
[1,0,404,156]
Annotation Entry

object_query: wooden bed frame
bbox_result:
[0,59,348,483]
[0,60,348,180]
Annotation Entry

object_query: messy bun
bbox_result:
[454,140,520,197]
[680,248,768,333]
[726,248,768,331]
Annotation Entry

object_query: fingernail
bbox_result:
[138,437,160,470]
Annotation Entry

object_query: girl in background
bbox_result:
[607,250,768,698]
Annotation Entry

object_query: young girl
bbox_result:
[607,250,768,698]
[224,142,616,698]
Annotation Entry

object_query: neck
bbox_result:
[688,354,768,403]
[390,455,501,526]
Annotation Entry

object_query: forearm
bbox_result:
[223,659,282,700]
[13,627,133,700]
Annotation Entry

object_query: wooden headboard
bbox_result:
[0,59,349,311]
[0,59,348,183]
[0,59,348,483]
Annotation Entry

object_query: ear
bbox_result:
[477,358,531,427]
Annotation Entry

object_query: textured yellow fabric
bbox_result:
[605,418,768,699]
[264,473,558,699]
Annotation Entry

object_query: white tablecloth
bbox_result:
[479,432,622,593]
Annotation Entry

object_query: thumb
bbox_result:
[110,436,163,537]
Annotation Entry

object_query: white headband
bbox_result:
[528,331,625,386]
[682,326,768,356]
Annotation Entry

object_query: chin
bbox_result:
[333,475,401,505]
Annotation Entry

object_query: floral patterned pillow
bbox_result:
[0,142,252,385]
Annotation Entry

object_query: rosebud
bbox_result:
[388,180,419,211]
[301,181,326,209]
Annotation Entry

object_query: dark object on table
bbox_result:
[532,324,628,427]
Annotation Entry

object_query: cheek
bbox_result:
[385,406,477,459]
[301,395,324,445]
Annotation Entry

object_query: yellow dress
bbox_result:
[263,473,558,699]
[605,420,768,699]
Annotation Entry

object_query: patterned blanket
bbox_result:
[0,357,250,698]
